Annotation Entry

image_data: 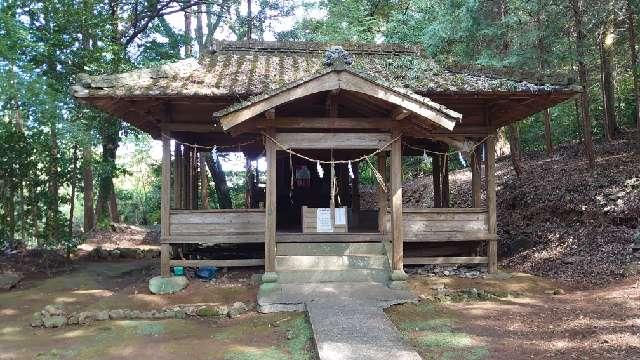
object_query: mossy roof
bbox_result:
[72,41,580,99]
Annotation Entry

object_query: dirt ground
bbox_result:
[0,259,315,360]
[387,272,640,360]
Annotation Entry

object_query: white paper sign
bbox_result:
[334,207,346,225]
[316,208,333,232]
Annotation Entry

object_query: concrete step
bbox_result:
[277,269,389,284]
[276,255,388,270]
[276,242,385,256]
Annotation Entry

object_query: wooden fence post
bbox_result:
[161,133,172,277]
[486,133,498,273]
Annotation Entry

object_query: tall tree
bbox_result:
[626,0,640,129]
[204,152,232,208]
[570,0,595,169]
[599,11,617,141]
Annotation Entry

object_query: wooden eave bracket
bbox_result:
[216,70,461,134]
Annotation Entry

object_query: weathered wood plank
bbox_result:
[265,129,277,272]
[256,117,394,129]
[164,234,265,244]
[170,259,265,267]
[161,134,172,276]
[275,132,392,149]
[404,257,488,265]
[276,233,382,243]
[391,129,403,271]
[486,133,498,273]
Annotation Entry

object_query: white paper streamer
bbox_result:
[316,160,324,178]
[348,161,354,178]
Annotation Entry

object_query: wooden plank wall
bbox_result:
[165,209,266,244]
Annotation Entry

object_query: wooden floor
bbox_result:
[276,232,385,243]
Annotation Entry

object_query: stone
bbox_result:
[430,283,445,291]
[228,302,248,318]
[43,315,67,328]
[261,272,278,284]
[141,311,155,319]
[128,310,142,319]
[108,309,127,320]
[78,312,94,325]
[31,312,44,327]
[44,304,65,316]
[173,309,186,319]
[483,271,512,280]
[196,305,228,317]
[148,276,188,295]
[553,288,565,295]
[94,310,109,321]
[390,270,409,282]
[0,272,23,290]
[67,314,79,325]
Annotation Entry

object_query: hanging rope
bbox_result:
[172,139,257,151]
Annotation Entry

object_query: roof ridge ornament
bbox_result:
[324,46,353,70]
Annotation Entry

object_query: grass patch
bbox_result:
[283,316,315,360]
[399,318,452,332]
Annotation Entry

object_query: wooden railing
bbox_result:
[166,208,266,244]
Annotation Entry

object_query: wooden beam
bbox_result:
[255,117,394,129]
[161,133,172,277]
[404,257,488,265]
[275,132,392,149]
[264,129,277,273]
[391,108,410,120]
[391,128,403,271]
[174,142,182,209]
[486,133,498,273]
[218,71,460,131]
[170,259,264,267]
[161,122,217,133]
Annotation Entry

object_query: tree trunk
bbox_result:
[95,121,119,224]
[184,5,192,57]
[599,18,617,141]
[627,0,640,129]
[82,144,94,231]
[570,0,595,169]
[247,0,252,40]
[244,157,253,208]
[195,3,204,54]
[506,124,523,177]
[68,145,78,241]
[109,188,119,222]
[536,2,553,156]
[204,152,232,208]
[45,122,59,244]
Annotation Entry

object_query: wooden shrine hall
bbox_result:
[72,41,579,284]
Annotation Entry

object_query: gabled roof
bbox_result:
[213,63,462,132]
[72,41,580,100]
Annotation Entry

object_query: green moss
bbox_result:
[223,347,288,360]
[418,332,474,348]
[400,318,452,332]
[196,306,225,317]
[284,316,315,360]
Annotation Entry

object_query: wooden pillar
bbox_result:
[180,145,188,209]
[390,129,403,271]
[200,153,209,209]
[264,130,277,273]
[486,133,498,273]
[160,133,172,277]
[174,143,182,209]
[471,146,482,207]
[376,153,387,233]
[442,152,450,208]
[432,154,442,208]
[244,157,254,208]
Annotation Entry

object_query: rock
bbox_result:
[483,271,512,280]
[148,276,188,295]
[228,302,248,318]
[430,283,445,291]
[94,310,109,321]
[31,312,44,327]
[196,305,228,317]
[78,311,94,325]
[67,314,79,325]
[44,304,65,316]
[43,315,67,328]
[553,288,565,295]
[128,310,142,319]
[140,311,155,319]
[0,272,23,290]
[544,290,555,295]
[109,309,127,320]
[173,309,186,319]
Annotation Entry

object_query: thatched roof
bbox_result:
[72,41,579,100]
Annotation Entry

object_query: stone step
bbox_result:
[276,242,385,256]
[276,255,388,270]
[277,269,389,284]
